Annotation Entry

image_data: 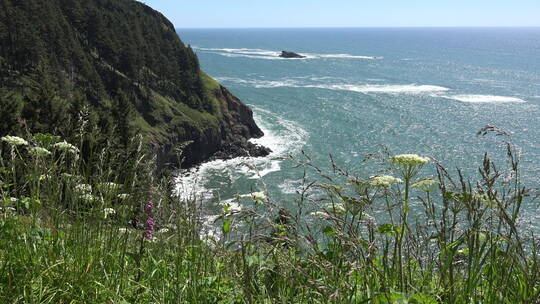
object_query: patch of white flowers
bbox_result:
[75,183,92,194]
[369,175,403,187]
[53,141,79,154]
[103,208,116,218]
[1,135,28,146]
[412,178,439,192]
[28,147,52,157]
[390,154,430,166]
[324,203,346,215]
[78,193,99,203]
[310,211,328,219]
[221,201,242,213]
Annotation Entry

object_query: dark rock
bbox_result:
[279,51,306,58]
[170,85,272,168]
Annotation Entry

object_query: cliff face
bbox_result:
[0,0,269,168]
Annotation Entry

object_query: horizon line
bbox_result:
[175,25,540,30]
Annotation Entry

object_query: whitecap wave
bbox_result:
[214,77,300,88]
[193,47,381,60]
[307,84,449,94]
[442,94,526,103]
[214,76,448,94]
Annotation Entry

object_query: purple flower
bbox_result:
[144,201,155,240]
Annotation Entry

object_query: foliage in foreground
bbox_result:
[1,129,539,303]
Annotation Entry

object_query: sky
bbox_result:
[139,0,540,28]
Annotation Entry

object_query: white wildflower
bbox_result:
[361,213,376,225]
[118,227,128,233]
[310,211,328,218]
[78,193,98,203]
[1,135,28,146]
[158,228,170,233]
[221,201,242,213]
[369,175,403,187]
[412,178,439,192]
[103,207,116,218]
[39,174,51,181]
[390,154,430,166]
[75,183,92,194]
[10,197,18,203]
[324,203,346,215]
[28,147,52,157]
[1,206,16,213]
[53,141,79,154]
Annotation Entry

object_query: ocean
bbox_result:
[175,28,540,224]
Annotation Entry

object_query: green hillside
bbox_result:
[0,0,266,168]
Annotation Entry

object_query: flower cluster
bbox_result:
[103,207,116,219]
[239,191,267,204]
[1,135,28,146]
[390,154,430,166]
[369,175,403,187]
[222,201,242,213]
[324,203,346,215]
[28,147,52,157]
[144,202,155,240]
[310,211,327,219]
[53,141,79,154]
[75,183,92,194]
[412,178,439,192]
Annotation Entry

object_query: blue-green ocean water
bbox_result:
[175,28,540,224]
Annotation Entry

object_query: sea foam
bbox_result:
[307,84,450,94]
[175,106,308,201]
[442,94,526,103]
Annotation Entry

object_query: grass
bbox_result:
[0,127,539,303]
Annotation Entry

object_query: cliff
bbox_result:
[0,0,269,168]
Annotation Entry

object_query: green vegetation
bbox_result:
[1,1,539,303]
[1,128,539,303]
[0,0,253,168]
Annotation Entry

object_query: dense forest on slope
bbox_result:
[0,0,267,169]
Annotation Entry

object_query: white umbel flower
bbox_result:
[240,191,267,204]
[412,178,439,192]
[75,183,92,194]
[103,208,116,218]
[324,203,346,215]
[390,154,429,166]
[53,141,79,154]
[310,211,328,218]
[1,136,28,146]
[221,201,242,213]
[369,175,403,187]
[28,147,52,157]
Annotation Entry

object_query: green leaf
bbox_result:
[409,293,438,304]
[377,224,401,235]
[322,225,336,236]
[222,218,231,234]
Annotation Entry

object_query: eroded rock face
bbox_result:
[171,85,271,168]
[279,51,306,58]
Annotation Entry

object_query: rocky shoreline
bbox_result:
[158,85,271,169]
